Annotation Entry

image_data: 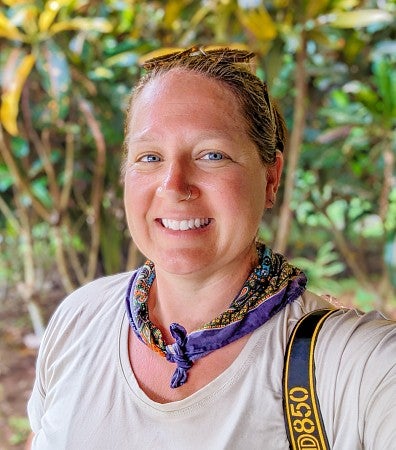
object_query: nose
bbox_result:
[156,161,193,202]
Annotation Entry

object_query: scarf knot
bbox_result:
[166,323,193,388]
[125,243,307,389]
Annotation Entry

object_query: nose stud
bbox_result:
[184,187,192,201]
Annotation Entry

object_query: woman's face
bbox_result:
[124,69,282,278]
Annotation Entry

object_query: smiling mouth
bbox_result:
[160,218,211,231]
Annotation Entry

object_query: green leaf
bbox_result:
[115,8,135,34]
[10,136,29,158]
[373,57,395,119]
[330,89,349,108]
[0,164,14,191]
[89,67,114,80]
[345,81,379,112]
[31,178,52,208]
[104,52,139,68]
[35,40,70,119]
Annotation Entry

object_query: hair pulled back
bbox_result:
[123,47,286,167]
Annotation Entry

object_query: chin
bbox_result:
[153,249,213,276]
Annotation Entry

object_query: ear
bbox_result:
[265,150,283,208]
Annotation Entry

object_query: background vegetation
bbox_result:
[1,0,395,326]
[0,1,395,445]
[0,0,395,318]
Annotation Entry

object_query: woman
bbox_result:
[27,47,395,449]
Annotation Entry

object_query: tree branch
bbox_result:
[21,85,61,208]
[60,131,75,213]
[0,125,51,222]
[78,99,106,281]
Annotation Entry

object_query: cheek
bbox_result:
[124,175,147,224]
[124,170,151,199]
[123,177,135,214]
[222,177,266,220]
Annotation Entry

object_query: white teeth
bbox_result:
[180,220,189,231]
[161,218,210,231]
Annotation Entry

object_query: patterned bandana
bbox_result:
[125,242,306,389]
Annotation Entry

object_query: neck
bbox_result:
[149,245,258,338]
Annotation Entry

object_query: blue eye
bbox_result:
[140,154,161,162]
[203,152,225,161]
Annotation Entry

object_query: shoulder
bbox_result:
[318,307,396,388]
[289,292,396,446]
[52,271,135,319]
[281,290,338,337]
[313,304,396,446]
[285,290,396,380]
[319,306,396,354]
[38,271,136,357]
[293,290,396,361]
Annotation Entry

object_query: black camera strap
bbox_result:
[283,308,339,450]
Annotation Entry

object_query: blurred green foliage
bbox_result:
[8,415,31,445]
[0,0,395,316]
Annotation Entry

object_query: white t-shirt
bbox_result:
[28,272,396,449]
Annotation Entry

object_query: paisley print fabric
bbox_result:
[125,242,307,388]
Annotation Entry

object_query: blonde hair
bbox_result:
[122,47,286,171]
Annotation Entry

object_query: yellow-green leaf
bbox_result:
[273,0,289,7]
[188,4,211,29]
[0,53,35,136]
[38,5,61,32]
[329,0,360,11]
[14,4,39,37]
[324,9,393,28]
[49,17,113,34]
[238,6,277,41]
[163,0,184,29]
[0,11,25,40]
[0,0,30,5]
[306,0,331,19]
[38,0,74,32]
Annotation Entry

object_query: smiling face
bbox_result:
[124,69,282,279]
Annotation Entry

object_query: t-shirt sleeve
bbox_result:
[26,290,74,433]
[26,272,133,436]
[27,317,52,434]
[27,371,46,433]
[316,309,396,449]
[359,318,396,449]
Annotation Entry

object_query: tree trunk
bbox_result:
[274,33,308,254]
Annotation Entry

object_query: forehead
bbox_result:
[129,69,245,130]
